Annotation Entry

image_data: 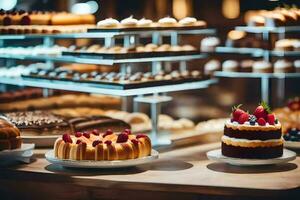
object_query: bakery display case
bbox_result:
[0,1,300,200]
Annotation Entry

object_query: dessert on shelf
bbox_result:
[274,38,300,51]
[274,97,300,136]
[72,43,197,55]
[204,59,221,76]
[0,9,96,34]
[120,16,139,27]
[54,129,151,161]
[274,59,294,73]
[200,37,220,52]
[252,60,273,73]
[0,92,120,112]
[222,103,283,159]
[0,116,22,151]
[23,67,205,89]
[222,60,239,72]
[158,16,177,27]
[246,7,300,27]
[96,16,207,29]
[4,111,130,136]
[96,18,120,28]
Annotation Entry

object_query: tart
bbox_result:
[54,129,151,161]
[222,103,283,159]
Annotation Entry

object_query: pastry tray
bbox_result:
[62,50,199,59]
[87,24,207,33]
[22,74,209,90]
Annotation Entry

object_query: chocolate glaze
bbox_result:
[224,126,282,140]
[221,142,283,159]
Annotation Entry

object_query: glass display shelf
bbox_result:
[235,26,300,33]
[0,28,216,40]
[0,53,207,65]
[214,71,300,79]
[213,47,300,58]
[0,76,217,96]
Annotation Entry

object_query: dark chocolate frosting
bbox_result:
[224,126,282,140]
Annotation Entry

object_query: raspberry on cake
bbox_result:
[222,103,283,159]
[54,129,151,161]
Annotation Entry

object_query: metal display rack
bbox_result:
[212,26,300,106]
[0,26,216,146]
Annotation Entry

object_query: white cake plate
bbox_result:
[206,148,296,166]
[284,141,300,149]
[45,149,159,168]
[0,143,35,164]
[22,135,59,147]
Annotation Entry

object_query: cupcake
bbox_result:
[178,17,197,26]
[240,60,254,72]
[158,16,177,27]
[253,61,273,73]
[274,59,294,73]
[204,60,221,76]
[97,18,120,28]
[222,60,239,72]
[137,18,153,27]
[120,16,138,27]
[294,60,300,72]
[275,39,294,51]
[200,37,220,52]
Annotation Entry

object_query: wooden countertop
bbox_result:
[1,142,300,200]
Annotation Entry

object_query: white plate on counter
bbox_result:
[206,149,296,166]
[284,141,300,149]
[0,143,35,163]
[22,135,59,147]
[45,149,159,168]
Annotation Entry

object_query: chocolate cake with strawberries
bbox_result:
[222,102,283,159]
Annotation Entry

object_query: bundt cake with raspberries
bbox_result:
[0,116,22,151]
[54,129,152,161]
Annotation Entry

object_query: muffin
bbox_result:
[204,60,221,76]
[294,60,300,73]
[253,61,273,73]
[222,60,239,72]
[240,60,254,72]
[200,37,220,52]
[274,59,294,73]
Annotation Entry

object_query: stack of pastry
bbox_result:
[246,7,300,27]
[97,16,206,28]
[0,9,95,34]
[75,43,197,54]
[0,93,120,112]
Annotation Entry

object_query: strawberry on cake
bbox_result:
[222,103,283,159]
